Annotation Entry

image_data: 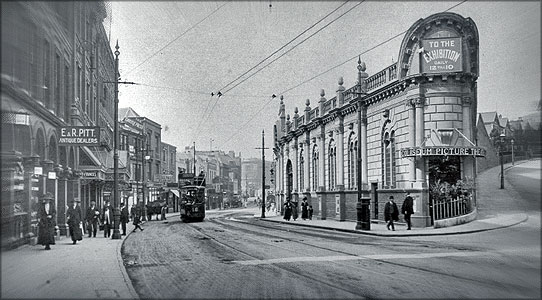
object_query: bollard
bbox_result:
[355,197,371,230]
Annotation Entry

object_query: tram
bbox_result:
[179,172,206,222]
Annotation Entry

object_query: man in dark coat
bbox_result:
[120,202,129,236]
[401,193,414,230]
[384,196,399,231]
[300,197,309,220]
[283,200,292,221]
[37,193,56,250]
[102,200,113,238]
[86,200,100,238]
[132,201,144,232]
[66,198,83,244]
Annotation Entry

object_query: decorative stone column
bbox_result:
[406,98,416,184]
[303,131,311,206]
[292,138,299,203]
[414,96,426,186]
[57,167,70,236]
[360,106,368,190]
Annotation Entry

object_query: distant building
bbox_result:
[241,158,273,197]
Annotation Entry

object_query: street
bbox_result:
[122,207,540,299]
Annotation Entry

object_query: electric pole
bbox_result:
[255,130,269,218]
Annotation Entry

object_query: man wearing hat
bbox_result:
[37,193,56,250]
[85,200,100,238]
[66,198,83,244]
[384,195,399,231]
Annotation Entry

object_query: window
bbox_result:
[312,144,319,190]
[328,139,336,190]
[43,40,51,108]
[54,53,61,116]
[64,65,70,120]
[348,133,357,189]
[382,130,396,188]
[299,148,304,191]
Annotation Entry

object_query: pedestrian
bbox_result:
[161,204,167,221]
[292,199,299,221]
[402,192,414,230]
[283,199,292,221]
[102,200,113,238]
[384,196,399,231]
[308,205,313,220]
[132,201,144,232]
[86,200,100,237]
[300,197,308,220]
[66,197,83,244]
[120,202,129,236]
[37,193,56,250]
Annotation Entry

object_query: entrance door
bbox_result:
[286,159,293,201]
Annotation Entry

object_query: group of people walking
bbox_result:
[37,193,145,251]
[283,197,313,221]
[384,193,414,231]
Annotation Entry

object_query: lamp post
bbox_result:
[111,41,122,239]
[499,132,505,190]
[511,139,515,165]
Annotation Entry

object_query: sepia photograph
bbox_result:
[1,1,540,299]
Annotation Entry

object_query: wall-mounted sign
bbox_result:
[400,146,486,158]
[48,172,56,179]
[58,126,100,146]
[421,37,462,73]
[81,171,98,179]
[34,167,43,175]
[124,117,143,130]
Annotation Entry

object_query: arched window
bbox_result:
[312,144,319,190]
[299,148,304,191]
[35,129,46,160]
[328,139,336,190]
[348,133,357,189]
[382,130,397,188]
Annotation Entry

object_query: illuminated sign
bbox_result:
[421,37,462,73]
[400,146,486,158]
[58,126,100,146]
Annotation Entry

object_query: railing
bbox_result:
[432,196,472,221]
[366,63,398,91]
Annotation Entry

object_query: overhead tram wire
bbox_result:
[216,0,468,149]
[191,1,352,143]
[199,1,366,140]
[279,0,468,95]
[123,1,230,77]
[216,1,350,93]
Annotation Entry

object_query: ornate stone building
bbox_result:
[273,12,482,228]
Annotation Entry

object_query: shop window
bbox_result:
[382,130,396,188]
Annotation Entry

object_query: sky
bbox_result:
[108,1,541,159]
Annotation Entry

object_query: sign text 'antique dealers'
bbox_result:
[58,126,100,146]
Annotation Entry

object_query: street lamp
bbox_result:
[112,41,121,239]
[511,139,515,165]
[499,132,505,189]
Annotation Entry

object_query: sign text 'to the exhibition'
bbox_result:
[421,37,463,74]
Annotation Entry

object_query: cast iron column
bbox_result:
[112,41,121,240]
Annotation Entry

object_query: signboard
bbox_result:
[400,146,486,158]
[124,117,143,131]
[421,37,462,73]
[58,126,100,146]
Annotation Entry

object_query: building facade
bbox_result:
[241,158,273,198]
[1,1,116,248]
[273,12,481,228]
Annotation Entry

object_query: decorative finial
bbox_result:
[280,95,284,101]
[294,107,298,114]
[114,40,120,56]
[338,77,344,85]
[320,89,325,97]
[357,56,366,72]
[305,99,310,106]
[287,114,290,121]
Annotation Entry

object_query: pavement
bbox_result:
[1,159,538,299]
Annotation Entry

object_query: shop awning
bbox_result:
[80,146,102,167]
[170,190,180,198]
